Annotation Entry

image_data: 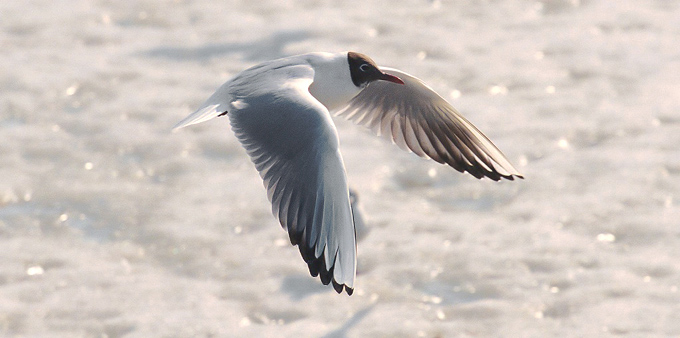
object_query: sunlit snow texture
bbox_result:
[2,0,679,337]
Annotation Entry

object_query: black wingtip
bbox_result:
[297,245,354,295]
[462,166,524,182]
[307,258,322,278]
[332,280,344,293]
[319,266,333,285]
[286,224,354,295]
[332,280,354,295]
[496,172,524,181]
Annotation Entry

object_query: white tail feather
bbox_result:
[172,104,222,131]
[173,80,234,131]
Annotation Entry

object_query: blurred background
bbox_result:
[1,0,679,336]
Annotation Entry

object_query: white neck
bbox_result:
[306,52,362,112]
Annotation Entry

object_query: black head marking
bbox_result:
[347,52,383,87]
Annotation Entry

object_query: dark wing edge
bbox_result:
[336,67,523,181]
[228,91,357,295]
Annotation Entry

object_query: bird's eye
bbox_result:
[359,64,371,72]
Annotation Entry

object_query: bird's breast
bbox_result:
[308,76,362,112]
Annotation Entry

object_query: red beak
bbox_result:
[379,72,405,85]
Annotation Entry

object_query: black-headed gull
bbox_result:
[174,52,522,295]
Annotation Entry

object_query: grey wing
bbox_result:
[228,90,356,295]
[336,67,523,181]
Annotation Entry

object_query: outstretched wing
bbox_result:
[336,67,522,181]
[229,85,356,295]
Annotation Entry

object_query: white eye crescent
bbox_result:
[359,64,371,72]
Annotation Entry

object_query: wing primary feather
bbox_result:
[277,182,294,227]
[323,203,338,269]
[424,116,469,173]
[296,193,312,246]
[353,107,375,126]
[310,193,325,255]
[439,109,500,176]
[437,115,497,179]
[319,257,333,285]
[402,116,426,157]
[391,116,409,151]
[438,106,518,179]
[332,280,344,293]
[412,115,446,164]
[378,109,397,137]
[286,189,300,232]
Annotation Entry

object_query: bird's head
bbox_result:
[347,52,404,88]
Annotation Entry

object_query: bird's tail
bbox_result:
[172,82,233,131]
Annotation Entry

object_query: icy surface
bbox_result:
[2,0,679,337]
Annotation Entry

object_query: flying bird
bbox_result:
[174,52,523,295]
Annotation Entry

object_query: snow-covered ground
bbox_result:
[1,0,679,336]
